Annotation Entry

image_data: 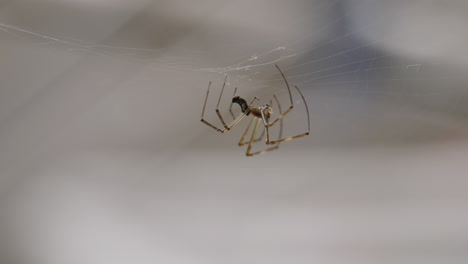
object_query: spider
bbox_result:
[201,65,310,156]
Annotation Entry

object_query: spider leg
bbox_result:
[261,64,295,128]
[245,118,280,157]
[201,80,257,133]
[238,117,264,146]
[243,97,283,157]
[229,87,237,120]
[272,94,284,140]
[246,119,261,156]
[201,81,225,132]
[215,76,231,129]
[238,98,274,146]
[264,85,310,145]
[239,117,255,146]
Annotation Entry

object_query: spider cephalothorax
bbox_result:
[201,65,310,156]
[249,104,273,120]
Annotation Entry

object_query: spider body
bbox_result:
[249,105,272,120]
[201,65,310,156]
[232,96,273,119]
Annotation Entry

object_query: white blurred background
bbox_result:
[1,0,468,263]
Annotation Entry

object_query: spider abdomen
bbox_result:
[232,96,250,115]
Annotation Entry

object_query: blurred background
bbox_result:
[1,0,468,263]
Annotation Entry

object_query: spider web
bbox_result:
[1,0,467,147]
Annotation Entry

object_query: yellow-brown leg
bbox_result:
[201,80,258,133]
[245,118,280,156]
[263,65,295,128]
[265,85,310,145]
[238,117,265,146]
[214,76,232,129]
[239,97,275,146]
